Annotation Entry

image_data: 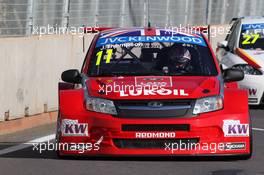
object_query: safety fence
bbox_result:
[0,0,264,37]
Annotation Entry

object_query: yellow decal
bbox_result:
[95,49,113,66]
[96,50,103,66]
[242,34,260,45]
[106,49,113,64]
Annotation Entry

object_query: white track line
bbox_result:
[253,127,264,131]
[0,134,55,156]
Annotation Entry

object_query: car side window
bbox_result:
[227,21,240,52]
[225,21,237,41]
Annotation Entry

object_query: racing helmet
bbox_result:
[169,45,191,67]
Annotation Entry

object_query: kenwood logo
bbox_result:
[135,132,176,138]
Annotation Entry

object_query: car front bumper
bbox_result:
[57,110,251,156]
[238,75,264,105]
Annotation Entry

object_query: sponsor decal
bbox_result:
[241,33,260,45]
[223,120,249,137]
[120,88,189,97]
[95,49,113,66]
[135,132,176,138]
[248,88,257,96]
[253,50,264,55]
[135,76,172,87]
[164,141,246,153]
[224,142,246,150]
[61,119,88,136]
[96,36,206,47]
[242,23,264,30]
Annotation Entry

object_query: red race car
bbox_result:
[56,27,252,159]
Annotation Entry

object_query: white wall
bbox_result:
[0,34,94,121]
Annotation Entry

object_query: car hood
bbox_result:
[236,48,264,69]
[86,76,220,100]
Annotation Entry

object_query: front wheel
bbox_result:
[238,119,253,160]
[55,111,64,159]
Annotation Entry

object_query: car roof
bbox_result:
[240,16,264,24]
[98,27,203,38]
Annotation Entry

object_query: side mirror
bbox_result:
[61,69,81,84]
[217,41,228,49]
[223,68,244,83]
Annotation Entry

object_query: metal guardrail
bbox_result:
[0,0,264,37]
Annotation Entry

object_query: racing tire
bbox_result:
[55,111,65,159]
[240,119,253,160]
[232,117,253,160]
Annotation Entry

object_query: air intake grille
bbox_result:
[114,100,194,118]
[113,138,199,149]
[122,124,190,131]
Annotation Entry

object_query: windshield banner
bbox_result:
[242,23,264,30]
[96,36,206,48]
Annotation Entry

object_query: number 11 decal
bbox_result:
[96,49,113,66]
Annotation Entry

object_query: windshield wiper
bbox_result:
[97,71,164,77]
[95,72,122,77]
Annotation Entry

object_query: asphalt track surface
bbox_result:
[0,108,264,175]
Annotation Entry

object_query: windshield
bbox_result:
[88,33,218,77]
[239,23,264,50]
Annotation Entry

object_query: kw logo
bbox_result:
[62,119,88,136]
[248,88,257,96]
[223,120,249,137]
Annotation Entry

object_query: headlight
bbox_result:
[193,96,223,115]
[85,97,117,115]
[232,64,262,75]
